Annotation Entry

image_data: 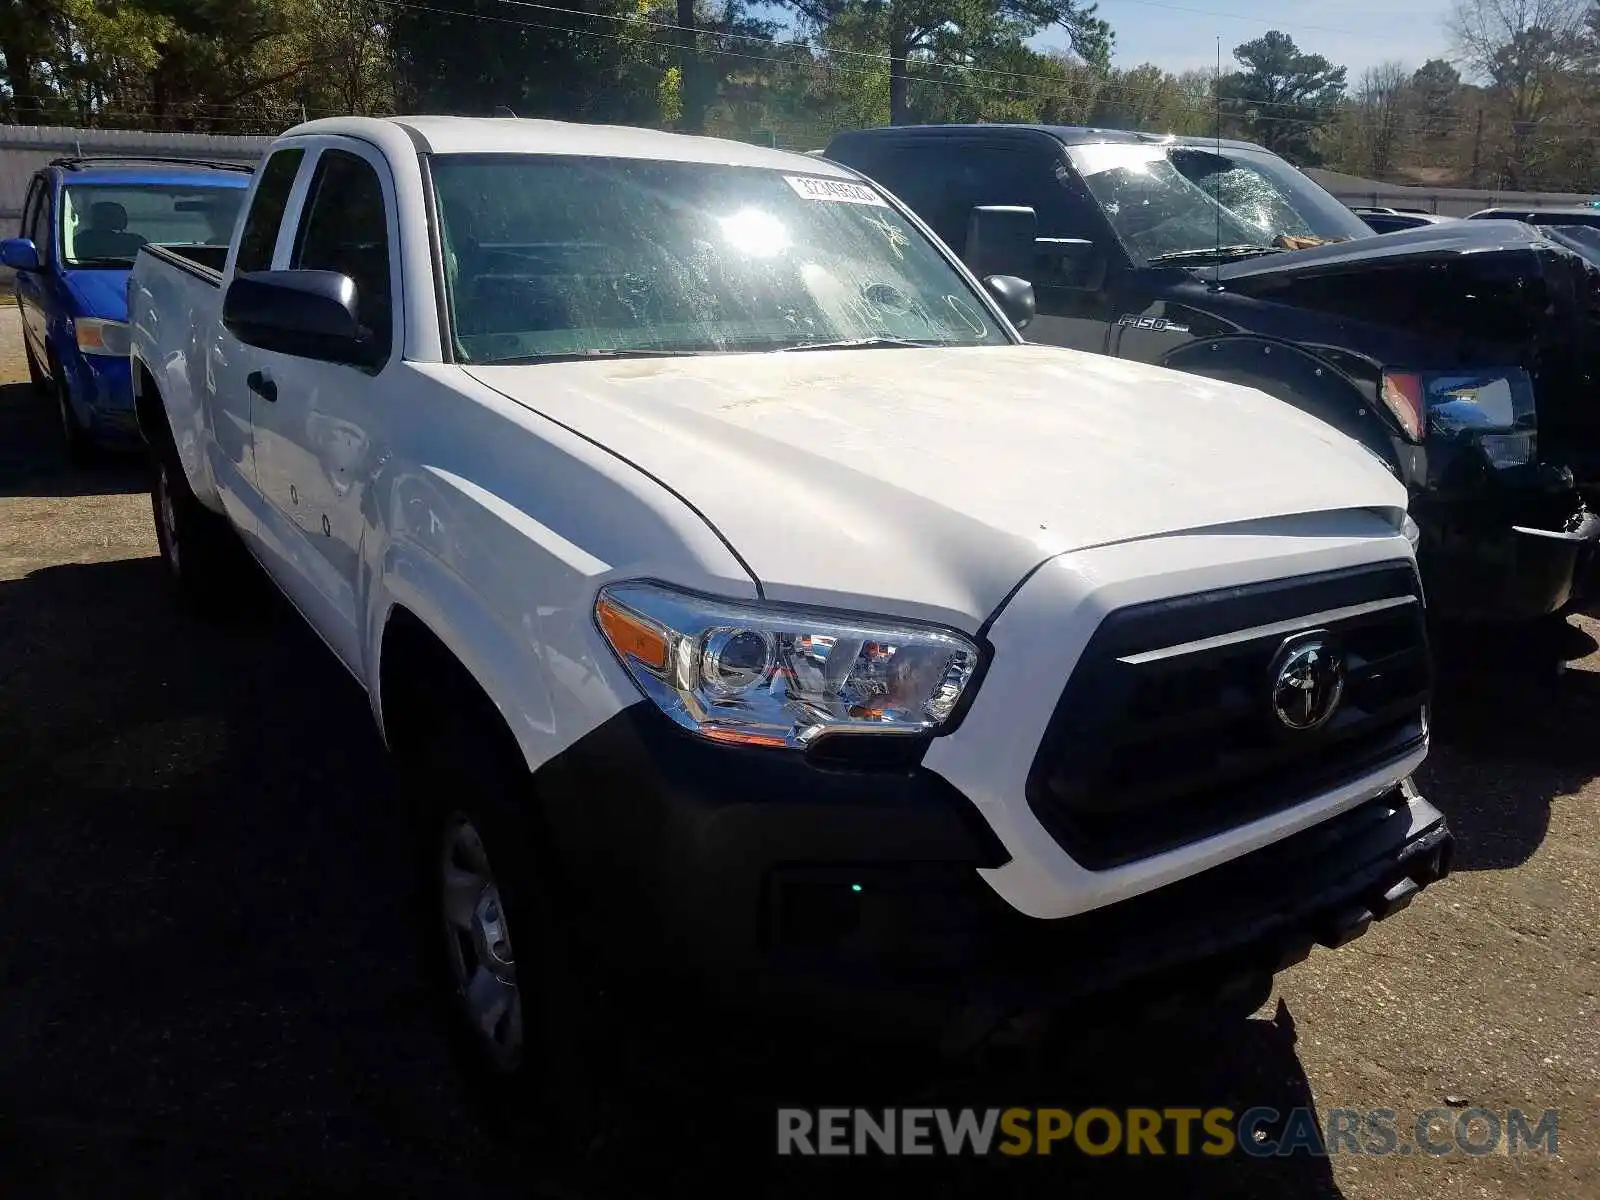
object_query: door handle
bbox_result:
[247,370,277,403]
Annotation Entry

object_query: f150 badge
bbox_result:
[1117,314,1191,334]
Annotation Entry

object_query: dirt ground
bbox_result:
[0,302,1594,1198]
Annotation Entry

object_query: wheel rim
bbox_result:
[440,814,524,1069]
[156,464,181,574]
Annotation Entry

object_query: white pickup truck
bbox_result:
[130,116,1451,1085]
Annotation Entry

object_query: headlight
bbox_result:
[1402,513,1421,550]
[594,582,982,749]
[1380,368,1535,465]
[74,317,131,357]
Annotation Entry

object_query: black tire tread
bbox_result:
[402,678,612,1159]
[146,409,246,613]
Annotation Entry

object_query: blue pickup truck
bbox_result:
[3,156,254,458]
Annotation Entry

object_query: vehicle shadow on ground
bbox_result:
[555,1000,1343,1200]
[0,556,1343,1198]
[0,381,147,498]
[1421,617,1600,870]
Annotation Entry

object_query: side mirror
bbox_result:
[983,275,1035,331]
[222,270,372,367]
[1,237,41,272]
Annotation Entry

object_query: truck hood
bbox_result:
[467,344,1406,627]
[1201,219,1600,486]
[1215,218,1552,282]
[63,268,131,322]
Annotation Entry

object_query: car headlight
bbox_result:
[74,317,131,357]
[594,582,982,749]
[1380,368,1535,465]
[1402,513,1421,550]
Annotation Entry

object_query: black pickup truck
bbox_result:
[824,124,1600,623]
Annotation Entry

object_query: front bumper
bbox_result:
[1415,464,1600,622]
[64,351,139,445]
[535,703,1451,1047]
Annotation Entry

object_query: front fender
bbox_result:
[369,538,561,774]
[365,459,649,777]
[1163,336,1409,482]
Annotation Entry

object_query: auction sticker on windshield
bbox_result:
[784,176,888,206]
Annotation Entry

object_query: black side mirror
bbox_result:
[983,275,1035,330]
[222,270,374,367]
[966,206,1038,280]
[1,237,41,272]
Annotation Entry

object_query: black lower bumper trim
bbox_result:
[530,704,1451,1046]
[1418,476,1600,623]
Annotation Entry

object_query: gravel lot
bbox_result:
[0,302,1594,1198]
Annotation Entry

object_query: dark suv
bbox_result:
[824,124,1600,624]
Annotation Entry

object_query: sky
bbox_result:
[1031,0,1458,78]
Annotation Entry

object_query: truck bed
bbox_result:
[138,242,228,286]
[129,240,232,462]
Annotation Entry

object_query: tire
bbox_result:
[22,332,46,394]
[149,441,243,613]
[54,366,96,465]
[405,691,609,1152]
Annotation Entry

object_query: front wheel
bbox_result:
[408,701,607,1148]
[22,333,47,394]
[55,371,95,465]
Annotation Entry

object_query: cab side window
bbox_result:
[24,178,52,261]
[880,142,1101,251]
[235,148,304,274]
[290,149,393,362]
[20,179,40,239]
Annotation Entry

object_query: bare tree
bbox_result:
[1357,61,1412,178]
[1450,0,1589,186]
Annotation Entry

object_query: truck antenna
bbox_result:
[1214,35,1223,289]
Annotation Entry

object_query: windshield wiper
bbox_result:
[779,336,947,352]
[1146,245,1282,265]
[490,347,725,364]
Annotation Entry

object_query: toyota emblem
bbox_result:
[1269,635,1346,732]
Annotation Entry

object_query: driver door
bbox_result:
[248,139,398,674]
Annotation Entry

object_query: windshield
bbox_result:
[61,183,245,268]
[1065,142,1372,264]
[1544,225,1600,266]
[430,156,1008,362]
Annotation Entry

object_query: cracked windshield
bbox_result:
[430,157,1005,362]
[1067,141,1371,264]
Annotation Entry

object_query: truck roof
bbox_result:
[282,115,858,176]
[826,124,1273,156]
[1471,205,1600,218]
[49,157,255,187]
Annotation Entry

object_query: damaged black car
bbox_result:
[823,124,1600,623]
